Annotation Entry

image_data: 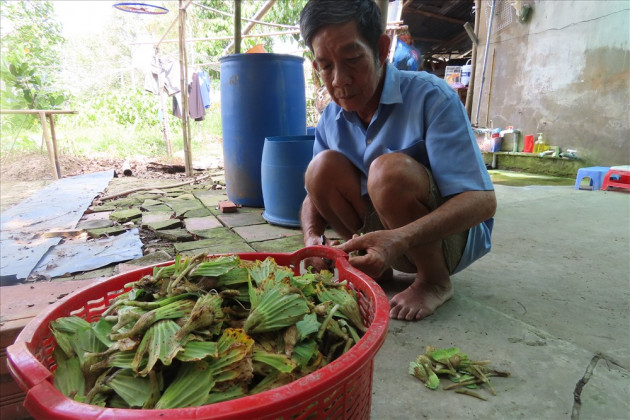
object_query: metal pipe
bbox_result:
[474,0,496,126]
[465,0,481,118]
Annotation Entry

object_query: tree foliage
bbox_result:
[191,0,307,76]
[0,0,68,113]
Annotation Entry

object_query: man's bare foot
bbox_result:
[389,276,453,320]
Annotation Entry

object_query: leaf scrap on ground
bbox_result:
[408,345,510,399]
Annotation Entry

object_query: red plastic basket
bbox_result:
[7,246,389,419]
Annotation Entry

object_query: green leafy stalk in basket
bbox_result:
[50,316,92,358]
[252,347,298,373]
[316,286,367,333]
[109,299,195,340]
[176,341,219,362]
[52,347,85,400]
[107,368,153,408]
[173,293,224,342]
[155,361,216,409]
[292,339,319,368]
[295,312,321,342]
[89,350,138,371]
[133,319,182,375]
[207,328,254,385]
[243,283,310,334]
[50,252,370,409]
[246,258,277,286]
[207,385,247,404]
[191,255,241,277]
[249,370,293,395]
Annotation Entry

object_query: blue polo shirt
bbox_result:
[313,64,494,273]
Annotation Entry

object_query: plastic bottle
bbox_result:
[534,133,546,154]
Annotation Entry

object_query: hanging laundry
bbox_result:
[144,55,181,95]
[198,70,212,109]
[172,93,182,119]
[189,72,205,121]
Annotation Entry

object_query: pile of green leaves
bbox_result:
[51,254,367,409]
[409,346,510,401]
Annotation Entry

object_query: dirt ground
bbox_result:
[0,144,225,212]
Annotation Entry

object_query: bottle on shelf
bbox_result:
[534,133,546,154]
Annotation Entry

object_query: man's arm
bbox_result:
[300,195,329,247]
[337,190,496,276]
[401,190,496,249]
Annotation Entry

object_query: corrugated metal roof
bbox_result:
[401,0,475,63]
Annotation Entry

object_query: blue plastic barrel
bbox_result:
[261,135,315,228]
[220,54,306,207]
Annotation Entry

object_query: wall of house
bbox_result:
[471,0,629,166]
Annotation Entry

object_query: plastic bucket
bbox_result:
[262,135,315,227]
[220,54,306,207]
[461,59,472,86]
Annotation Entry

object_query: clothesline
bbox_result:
[131,29,301,46]
[192,1,298,30]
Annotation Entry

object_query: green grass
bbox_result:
[0,105,224,160]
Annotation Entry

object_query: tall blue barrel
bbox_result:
[220,54,306,207]
[262,135,315,228]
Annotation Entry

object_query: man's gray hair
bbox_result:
[299,0,384,58]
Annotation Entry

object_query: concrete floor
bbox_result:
[2,179,629,419]
[370,185,629,419]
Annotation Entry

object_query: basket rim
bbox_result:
[7,246,390,419]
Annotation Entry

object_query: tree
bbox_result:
[0,0,68,117]
[191,0,307,77]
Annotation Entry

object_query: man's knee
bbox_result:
[306,150,345,186]
[305,150,362,198]
[367,153,430,199]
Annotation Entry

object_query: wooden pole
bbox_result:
[485,48,496,127]
[474,0,496,126]
[179,0,193,176]
[38,112,59,180]
[465,0,481,119]
[46,113,61,178]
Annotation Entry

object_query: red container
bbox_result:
[523,134,534,153]
[6,246,389,420]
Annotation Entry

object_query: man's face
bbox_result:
[311,21,385,118]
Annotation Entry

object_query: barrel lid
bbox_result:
[219,53,304,63]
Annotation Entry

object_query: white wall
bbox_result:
[472,0,629,165]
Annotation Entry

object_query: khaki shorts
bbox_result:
[359,168,468,275]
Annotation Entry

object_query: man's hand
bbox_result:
[303,234,337,272]
[336,230,407,278]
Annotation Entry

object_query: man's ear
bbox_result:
[377,33,391,65]
[312,59,320,72]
